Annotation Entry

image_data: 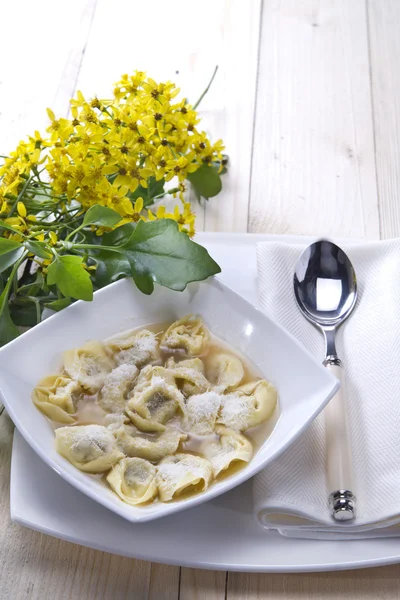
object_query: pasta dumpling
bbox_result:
[106,329,160,367]
[127,375,186,429]
[63,341,114,393]
[134,365,176,391]
[125,410,166,433]
[156,453,213,501]
[203,425,253,477]
[107,457,157,506]
[166,357,205,373]
[98,363,138,414]
[205,352,244,391]
[161,315,209,356]
[114,426,187,461]
[185,391,222,435]
[217,380,277,431]
[55,425,124,473]
[169,365,210,397]
[32,375,80,424]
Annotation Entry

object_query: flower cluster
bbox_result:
[0,70,224,345]
[0,70,225,239]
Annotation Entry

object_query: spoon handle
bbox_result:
[324,360,356,521]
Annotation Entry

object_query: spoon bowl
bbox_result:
[294,241,357,329]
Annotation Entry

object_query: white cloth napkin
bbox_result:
[254,239,400,540]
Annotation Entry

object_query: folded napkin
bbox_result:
[254,239,400,539]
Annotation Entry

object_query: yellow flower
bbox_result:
[147,205,166,220]
[17,202,26,218]
[165,153,198,182]
[4,216,26,233]
[49,231,58,245]
[46,108,73,143]
[142,77,180,108]
[110,158,154,193]
[165,202,196,236]
[130,197,146,222]
[70,90,86,109]
[142,102,174,136]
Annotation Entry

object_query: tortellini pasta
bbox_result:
[170,365,210,397]
[217,380,277,431]
[185,391,222,435]
[166,357,205,373]
[156,453,213,501]
[98,363,138,414]
[106,329,160,367]
[125,410,167,433]
[32,374,81,424]
[114,426,187,461]
[127,375,186,427]
[205,352,244,391]
[55,425,124,473]
[34,316,278,508]
[63,341,114,393]
[161,315,208,356]
[134,364,176,391]
[203,425,253,477]
[107,458,157,505]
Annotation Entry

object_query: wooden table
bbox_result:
[2,0,400,597]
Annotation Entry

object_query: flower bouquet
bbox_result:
[0,70,226,346]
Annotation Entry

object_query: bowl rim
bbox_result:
[0,277,339,522]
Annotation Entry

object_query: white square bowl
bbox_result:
[0,277,338,523]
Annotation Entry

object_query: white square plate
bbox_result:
[10,234,400,572]
[0,266,337,523]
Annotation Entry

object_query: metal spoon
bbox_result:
[294,240,357,521]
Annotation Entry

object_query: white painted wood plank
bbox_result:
[0,0,96,154]
[367,0,400,239]
[74,0,261,233]
[249,0,379,239]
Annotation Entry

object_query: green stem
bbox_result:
[69,242,121,252]
[4,251,28,298]
[64,222,86,242]
[193,66,218,110]
[32,166,50,194]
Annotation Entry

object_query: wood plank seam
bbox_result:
[67,0,99,112]
[247,0,265,235]
[366,0,383,239]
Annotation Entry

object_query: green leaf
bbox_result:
[24,240,52,259]
[82,204,122,228]
[10,301,39,327]
[187,164,222,199]
[47,255,93,301]
[95,250,131,288]
[45,297,72,311]
[0,238,25,273]
[0,288,20,345]
[121,219,221,293]
[18,270,46,296]
[102,222,136,246]
[129,176,165,208]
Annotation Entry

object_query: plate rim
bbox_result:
[11,432,400,574]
